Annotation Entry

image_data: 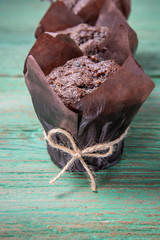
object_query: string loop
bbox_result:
[44,127,129,191]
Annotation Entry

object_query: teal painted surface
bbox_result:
[0,0,160,239]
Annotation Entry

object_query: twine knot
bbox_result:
[73,151,82,159]
[44,127,129,192]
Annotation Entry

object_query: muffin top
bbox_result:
[47,55,120,108]
[55,23,109,56]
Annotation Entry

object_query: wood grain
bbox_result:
[0,0,160,239]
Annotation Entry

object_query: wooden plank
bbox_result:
[0,0,160,239]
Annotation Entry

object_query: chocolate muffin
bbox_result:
[24,0,155,186]
[53,23,109,55]
[47,55,120,109]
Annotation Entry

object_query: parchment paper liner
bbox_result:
[96,0,138,53]
[35,1,84,39]
[112,0,131,19]
[24,29,154,172]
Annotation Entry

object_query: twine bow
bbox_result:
[44,128,128,192]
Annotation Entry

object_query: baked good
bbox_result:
[52,23,109,55]
[24,34,154,172]
[47,55,120,109]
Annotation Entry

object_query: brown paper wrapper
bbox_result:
[35,1,84,39]
[96,0,138,53]
[98,23,132,65]
[24,31,154,172]
[113,0,131,19]
[24,33,83,75]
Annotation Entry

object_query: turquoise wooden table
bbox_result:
[0,0,160,239]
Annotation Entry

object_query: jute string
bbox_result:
[44,127,129,192]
